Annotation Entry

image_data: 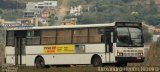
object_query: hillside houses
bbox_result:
[70,5,82,16]
[26,1,57,11]
[22,1,58,26]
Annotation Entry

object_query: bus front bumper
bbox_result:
[115,57,145,63]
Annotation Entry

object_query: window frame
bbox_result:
[6,31,14,46]
[25,27,110,45]
[26,30,41,45]
[41,29,57,45]
[116,27,144,47]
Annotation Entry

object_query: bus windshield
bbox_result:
[117,27,143,47]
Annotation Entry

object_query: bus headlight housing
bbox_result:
[117,52,123,56]
[138,53,143,56]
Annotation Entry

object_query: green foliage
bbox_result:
[70,0,80,7]
[1,9,23,21]
[0,9,2,15]
[150,0,158,15]
[143,0,159,25]
[77,12,111,24]
[49,14,58,26]
[0,0,25,9]
[146,15,160,25]
[121,0,132,3]
[143,26,153,43]
[74,0,160,25]
[77,13,97,24]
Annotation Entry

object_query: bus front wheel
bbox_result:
[35,56,45,68]
[91,55,102,67]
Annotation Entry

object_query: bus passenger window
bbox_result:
[57,29,72,44]
[26,30,40,45]
[6,31,14,46]
[89,28,102,43]
[73,28,88,43]
[41,30,56,44]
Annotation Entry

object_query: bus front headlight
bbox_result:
[117,52,123,56]
[138,53,143,56]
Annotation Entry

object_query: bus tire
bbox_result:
[91,55,102,67]
[35,56,45,68]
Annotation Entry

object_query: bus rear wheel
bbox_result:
[35,56,45,68]
[92,56,102,67]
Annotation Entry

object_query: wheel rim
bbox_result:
[93,57,101,66]
[36,58,44,67]
[94,58,99,66]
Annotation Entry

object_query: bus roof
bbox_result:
[6,22,115,31]
[5,22,142,31]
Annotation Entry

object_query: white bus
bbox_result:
[4,22,145,67]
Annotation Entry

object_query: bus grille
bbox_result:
[123,50,142,57]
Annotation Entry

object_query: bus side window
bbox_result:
[26,30,40,45]
[57,29,72,44]
[89,28,102,43]
[73,28,88,43]
[6,31,14,46]
[41,30,56,44]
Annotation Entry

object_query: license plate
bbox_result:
[137,57,141,59]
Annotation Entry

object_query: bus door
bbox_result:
[15,37,26,65]
[105,30,115,63]
[15,31,26,65]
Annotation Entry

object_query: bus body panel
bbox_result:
[5,46,15,65]
[25,44,106,54]
[25,55,37,66]
[6,55,15,65]
[107,43,116,63]
[5,46,26,65]
[25,54,107,66]
[4,22,145,66]
[85,44,105,53]
[24,44,107,66]
[5,46,15,55]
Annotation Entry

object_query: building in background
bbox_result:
[62,18,77,25]
[26,1,57,11]
[17,17,39,27]
[24,1,57,26]
[70,5,82,16]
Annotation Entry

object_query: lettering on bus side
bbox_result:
[43,45,75,54]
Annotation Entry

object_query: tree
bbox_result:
[121,0,132,3]
[145,0,159,25]
[0,9,2,15]
[1,9,23,21]
[49,14,57,26]
[77,12,108,24]
[77,13,97,24]
[143,26,153,43]
[150,0,158,15]
[70,0,80,7]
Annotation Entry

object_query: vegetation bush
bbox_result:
[70,0,160,25]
